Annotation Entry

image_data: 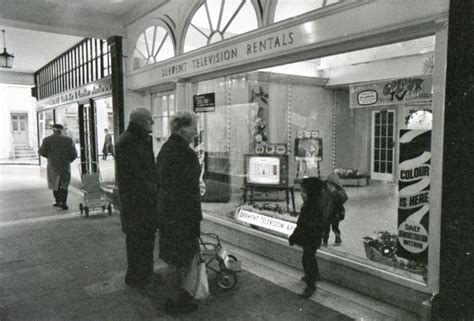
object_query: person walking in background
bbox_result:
[156,111,202,314]
[115,108,158,294]
[289,177,334,298]
[38,123,78,210]
[102,128,114,160]
[322,173,348,247]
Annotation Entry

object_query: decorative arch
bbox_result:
[180,0,261,54]
[132,18,176,70]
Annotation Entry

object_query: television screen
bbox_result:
[294,137,322,160]
[247,156,280,185]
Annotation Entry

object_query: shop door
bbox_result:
[78,103,98,174]
[371,110,395,181]
[11,113,28,145]
[151,92,176,154]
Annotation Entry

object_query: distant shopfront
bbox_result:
[125,0,449,317]
[35,38,116,186]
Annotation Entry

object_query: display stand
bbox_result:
[295,159,320,183]
[242,185,296,215]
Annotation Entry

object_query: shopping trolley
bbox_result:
[78,161,112,217]
[199,233,241,289]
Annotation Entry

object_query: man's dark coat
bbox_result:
[115,122,157,233]
[38,132,78,190]
[156,134,202,266]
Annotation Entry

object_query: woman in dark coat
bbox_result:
[289,177,334,298]
[156,111,202,313]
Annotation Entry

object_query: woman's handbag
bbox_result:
[183,253,209,300]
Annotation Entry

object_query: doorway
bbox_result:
[371,110,395,181]
[11,113,28,146]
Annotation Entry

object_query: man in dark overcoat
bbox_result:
[115,108,158,290]
[156,111,202,313]
[38,124,78,210]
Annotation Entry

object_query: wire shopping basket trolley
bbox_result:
[78,161,112,217]
[198,233,241,289]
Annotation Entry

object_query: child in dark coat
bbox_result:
[322,173,348,246]
[289,177,334,298]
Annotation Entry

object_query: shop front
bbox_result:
[125,0,449,317]
[35,37,119,189]
[37,78,115,187]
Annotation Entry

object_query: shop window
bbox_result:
[183,0,258,53]
[273,0,341,23]
[133,26,175,70]
[194,36,438,284]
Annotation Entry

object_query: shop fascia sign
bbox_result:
[37,78,112,110]
[128,16,341,89]
[349,75,433,108]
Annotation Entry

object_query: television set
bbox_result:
[294,137,322,161]
[244,154,289,188]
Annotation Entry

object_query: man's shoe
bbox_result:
[322,242,328,247]
[300,286,316,298]
[61,204,69,210]
[52,202,60,207]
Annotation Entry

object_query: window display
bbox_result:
[194,36,435,284]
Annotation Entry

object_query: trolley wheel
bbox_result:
[228,254,238,262]
[107,203,112,215]
[79,203,84,214]
[216,269,237,289]
[84,206,89,217]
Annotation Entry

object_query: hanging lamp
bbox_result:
[0,30,14,69]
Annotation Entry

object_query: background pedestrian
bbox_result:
[38,123,78,210]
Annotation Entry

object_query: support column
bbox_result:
[108,36,125,206]
[108,36,125,136]
[432,1,474,320]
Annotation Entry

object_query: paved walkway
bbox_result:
[0,165,352,321]
[0,165,419,320]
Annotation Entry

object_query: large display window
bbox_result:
[194,36,436,283]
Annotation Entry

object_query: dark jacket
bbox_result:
[289,179,334,248]
[156,134,202,266]
[115,122,157,233]
[38,132,78,190]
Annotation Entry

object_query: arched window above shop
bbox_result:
[273,0,341,23]
[133,25,175,70]
[183,0,259,53]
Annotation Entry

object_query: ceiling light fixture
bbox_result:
[1,30,14,69]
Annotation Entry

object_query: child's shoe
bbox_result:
[300,285,316,298]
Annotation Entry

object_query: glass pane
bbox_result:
[381,162,386,173]
[274,0,324,23]
[155,35,175,62]
[20,122,25,131]
[224,1,258,39]
[13,122,18,130]
[206,0,224,31]
[387,162,393,174]
[190,5,210,36]
[183,26,209,53]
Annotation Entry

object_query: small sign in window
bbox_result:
[193,93,215,113]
